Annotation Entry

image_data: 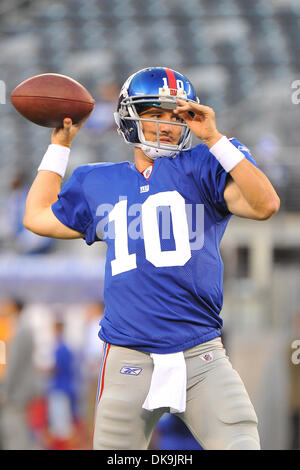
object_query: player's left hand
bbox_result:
[174,99,223,148]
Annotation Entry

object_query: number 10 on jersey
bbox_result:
[109,191,192,276]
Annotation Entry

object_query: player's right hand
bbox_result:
[51,112,91,148]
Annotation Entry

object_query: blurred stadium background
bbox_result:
[0,0,300,450]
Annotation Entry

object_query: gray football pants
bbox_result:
[93,337,260,450]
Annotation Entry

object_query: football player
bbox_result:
[24,67,280,450]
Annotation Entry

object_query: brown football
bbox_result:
[10,73,95,127]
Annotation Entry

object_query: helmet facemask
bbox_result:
[117,96,193,159]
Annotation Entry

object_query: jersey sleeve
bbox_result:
[191,138,257,221]
[51,168,95,244]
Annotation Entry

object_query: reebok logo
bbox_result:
[120,366,142,376]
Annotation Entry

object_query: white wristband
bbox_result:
[38,144,70,178]
[209,136,245,173]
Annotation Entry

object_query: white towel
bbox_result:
[142,352,187,413]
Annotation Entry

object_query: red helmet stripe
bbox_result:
[165,68,177,89]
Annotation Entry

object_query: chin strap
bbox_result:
[135,143,178,160]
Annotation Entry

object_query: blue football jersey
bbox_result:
[52,139,256,353]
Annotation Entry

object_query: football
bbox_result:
[10,73,95,127]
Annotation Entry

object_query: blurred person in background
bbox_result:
[45,317,82,450]
[23,67,280,450]
[82,80,125,164]
[3,172,55,255]
[81,301,104,446]
[0,298,18,449]
[0,298,17,384]
[0,298,38,450]
[254,134,290,191]
[84,81,119,136]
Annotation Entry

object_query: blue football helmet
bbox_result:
[114,67,199,159]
